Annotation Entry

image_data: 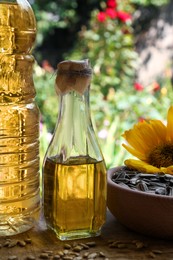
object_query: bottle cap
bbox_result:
[55,60,92,94]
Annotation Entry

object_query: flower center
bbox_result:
[148,143,173,168]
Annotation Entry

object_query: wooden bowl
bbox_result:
[107,167,173,239]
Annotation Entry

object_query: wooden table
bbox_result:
[0,210,173,260]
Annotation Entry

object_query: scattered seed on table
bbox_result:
[117,243,128,249]
[64,243,71,249]
[79,243,89,249]
[8,240,18,248]
[148,252,156,258]
[43,250,53,256]
[63,249,69,255]
[83,252,89,258]
[108,239,115,244]
[18,240,26,247]
[4,241,10,247]
[108,240,125,248]
[73,257,83,260]
[25,238,32,244]
[56,250,64,256]
[8,256,18,260]
[70,252,80,257]
[87,252,98,259]
[135,241,145,249]
[62,257,73,260]
[152,249,162,254]
[39,253,49,259]
[73,245,83,252]
[99,251,105,257]
[72,242,78,247]
[85,242,96,247]
[53,255,60,260]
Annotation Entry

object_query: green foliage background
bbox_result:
[31,0,172,168]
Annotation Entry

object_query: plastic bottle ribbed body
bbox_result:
[0,0,40,235]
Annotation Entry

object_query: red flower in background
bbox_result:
[138,117,146,123]
[97,0,132,23]
[42,60,54,73]
[117,11,132,22]
[152,81,160,92]
[106,8,117,19]
[107,0,117,9]
[134,82,144,91]
[97,11,107,22]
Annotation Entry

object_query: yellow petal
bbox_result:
[160,166,173,175]
[122,143,147,161]
[167,106,173,141]
[124,159,160,173]
[122,122,152,155]
[148,120,167,143]
[122,120,166,157]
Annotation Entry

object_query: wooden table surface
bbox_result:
[1,210,173,260]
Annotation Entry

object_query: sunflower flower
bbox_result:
[122,106,173,175]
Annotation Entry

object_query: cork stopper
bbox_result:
[55,60,92,95]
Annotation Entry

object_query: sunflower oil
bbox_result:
[43,60,107,240]
[43,156,107,240]
[0,0,40,235]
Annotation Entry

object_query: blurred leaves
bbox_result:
[32,0,173,168]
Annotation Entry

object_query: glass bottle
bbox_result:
[0,0,40,235]
[43,60,107,241]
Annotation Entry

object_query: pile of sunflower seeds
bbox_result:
[111,167,173,196]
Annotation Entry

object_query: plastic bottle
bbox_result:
[43,60,107,241]
[0,0,40,235]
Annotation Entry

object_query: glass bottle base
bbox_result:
[50,226,101,241]
[0,209,40,236]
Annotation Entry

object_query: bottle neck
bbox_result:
[57,89,91,159]
[47,87,103,162]
[58,89,90,126]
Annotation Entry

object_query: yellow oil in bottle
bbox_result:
[43,156,107,240]
[0,1,40,235]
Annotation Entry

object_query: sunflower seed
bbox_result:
[43,250,53,256]
[79,243,89,249]
[8,240,18,248]
[25,238,32,244]
[83,252,90,258]
[87,252,98,259]
[85,241,96,247]
[155,187,166,195]
[64,244,72,249]
[135,241,145,249]
[56,250,64,256]
[148,251,156,258]
[99,251,106,257]
[53,256,60,260]
[18,240,26,247]
[111,167,173,196]
[63,249,69,255]
[73,246,83,252]
[136,181,148,191]
[152,249,163,254]
[8,256,18,260]
[39,253,49,259]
